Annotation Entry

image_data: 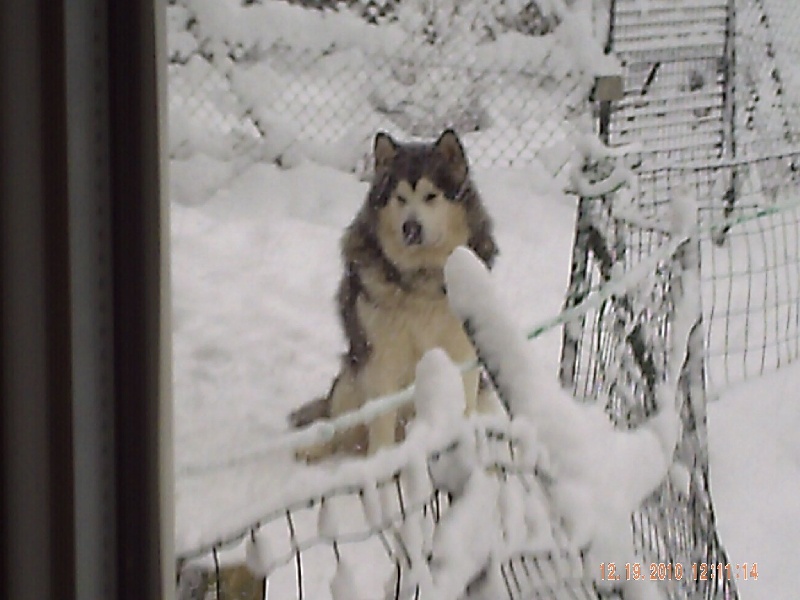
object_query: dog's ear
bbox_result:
[434,129,468,181]
[373,131,398,171]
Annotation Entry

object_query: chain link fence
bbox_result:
[167,0,612,197]
[714,0,800,389]
[560,156,739,600]
[597,0,800,392]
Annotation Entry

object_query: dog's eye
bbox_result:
[396,195,407,205]
[424,193,437,203]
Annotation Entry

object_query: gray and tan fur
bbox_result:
[290,129,498,460]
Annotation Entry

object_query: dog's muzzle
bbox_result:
[402,219,423,246]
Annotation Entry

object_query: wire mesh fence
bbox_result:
[560,153,739,600]
[177,420,600,599]
[167,0,610,194]
[629,154,800,393]
[594,0,800,392]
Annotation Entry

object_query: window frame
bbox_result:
[1,1,173,598]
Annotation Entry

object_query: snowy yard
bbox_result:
[709,364,800,600]
[171,153,799,598]
[171,155,574,545]
[168,1,800,597]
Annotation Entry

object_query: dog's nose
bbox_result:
[402,219,423,245]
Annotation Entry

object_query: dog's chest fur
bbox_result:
[357,266,473,366]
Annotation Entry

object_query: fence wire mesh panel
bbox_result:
[167,0,604,198]
[601,0,732,166]
[596,0,800,391]
[632,157,800,392]
[176,426,600,599]
[560,159,738,600]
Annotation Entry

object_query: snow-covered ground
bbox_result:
[708,363,800,600]
[171,151,799,598]
[170,155,574,547]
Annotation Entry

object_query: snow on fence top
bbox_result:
[168,0,618,186]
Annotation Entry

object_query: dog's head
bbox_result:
[368,129,474,271]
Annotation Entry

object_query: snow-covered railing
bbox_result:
[177,349,600,599]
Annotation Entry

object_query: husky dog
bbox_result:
[290,129,498,460]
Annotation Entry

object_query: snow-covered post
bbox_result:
[667,182,712,502]
[560,136,631,391]
[715,0,739,245]
[445,246,684,599]
[558,190,594,390]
